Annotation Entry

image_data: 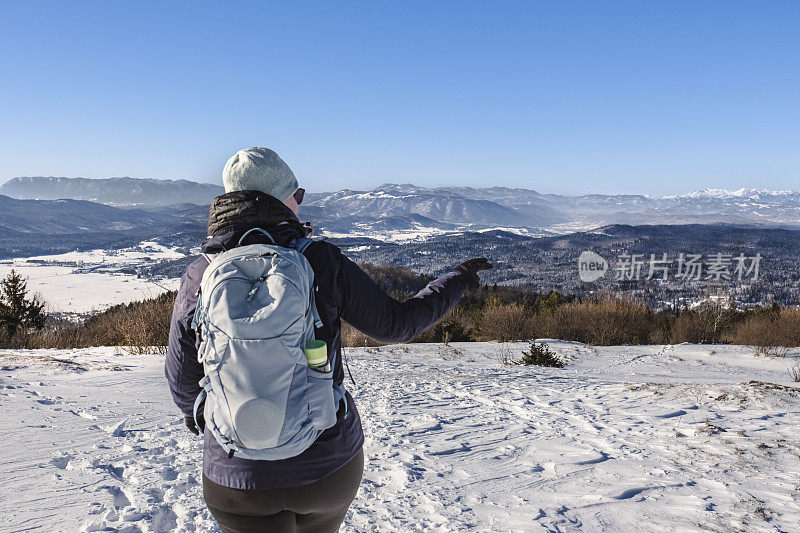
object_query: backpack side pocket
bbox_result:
[306,366,337,432]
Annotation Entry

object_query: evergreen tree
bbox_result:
[0,270,47,337]
[517,342,564,367]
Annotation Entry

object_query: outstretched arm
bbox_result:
[338,255,489,343]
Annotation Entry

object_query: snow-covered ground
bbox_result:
[1,342,798,532]
[0,242,184,317]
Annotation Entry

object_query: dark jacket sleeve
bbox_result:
[337,254,470,343]
[164,262,205,416]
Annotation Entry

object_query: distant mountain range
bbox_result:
[2,177,799,242]
[303,184,800,239]
[2,186,799,306]
[0,194,207,258]
[0,176,224,207]
[0,195,169,234]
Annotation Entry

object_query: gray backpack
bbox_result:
[191,228,344,460]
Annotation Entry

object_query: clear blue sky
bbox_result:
[1,1,798,195]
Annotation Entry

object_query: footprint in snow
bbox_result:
[95,463,125,479]
[50,454,74,470]
[105,485,132,508]
[161,466,178,481]
[151,505,178,532]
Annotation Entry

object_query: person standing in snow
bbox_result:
[165,147,492,533]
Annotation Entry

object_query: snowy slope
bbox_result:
[1,342,798,532]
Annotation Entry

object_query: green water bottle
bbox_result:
[305,340,329,372]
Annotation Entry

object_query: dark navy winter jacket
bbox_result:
[165,191,471,490]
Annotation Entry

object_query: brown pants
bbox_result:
[203,449,364,533]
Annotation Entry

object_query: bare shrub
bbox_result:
[496,344,517,365]
[726,308,800,356]
[412,307,474,344]
[340,321,383,348]
[420,319,472,345]
[530,297,652,345]
[752,345,790,357]
[342,308,474,347]
[118,298,173,354]
[788,362,800,382]
[670,311,709,344]
[5,292,175,351]
[647,313,673,344]
[477,304,534,342]
[671,301,739,344]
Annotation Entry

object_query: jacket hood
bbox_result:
[203,190,310,253]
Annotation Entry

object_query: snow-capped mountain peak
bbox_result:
[665,187,798,200]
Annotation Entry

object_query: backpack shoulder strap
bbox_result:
[291,236,315,254]
[291,235,348,413]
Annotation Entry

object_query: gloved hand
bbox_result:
[185,414,205,436]
[454,258,493,290]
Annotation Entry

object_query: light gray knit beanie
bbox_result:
[222,147,299,202]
